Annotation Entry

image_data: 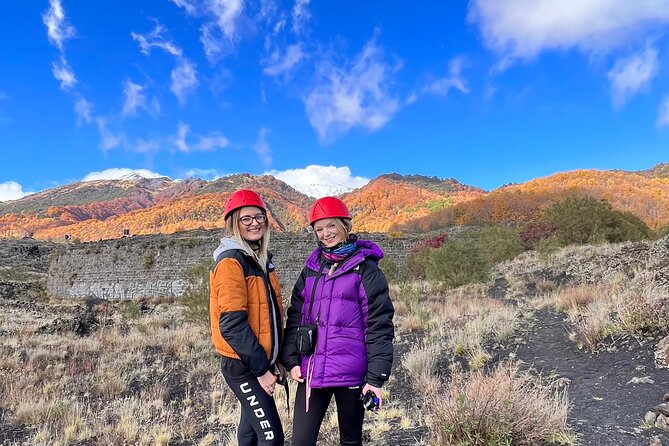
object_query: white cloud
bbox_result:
[292,0,311,34]
[254,128,272,167]
[210,0,244,40]
[170,60,199,105]
[170,0,198,15]
[74,97,93,125]
[0,181,30,202]
[263,43,304,77]
[131,23,183,57]
[608,46,659,107]
[82,168,165,182]
[184,168,223,179]
[304,35,401,143]
[122,81,146,117]
[266,165,370,198]
[200,24,227,62]
[43,0,75,51]
[468,0,669,62]
[171,121,229,152]
[424,57,470,96]
[121,80,159,118]
[52,57,77,90]
[95,118,122,151]
[658,97,669,127]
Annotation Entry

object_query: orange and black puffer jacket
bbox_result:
[209,237,283,377]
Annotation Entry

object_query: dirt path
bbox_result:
[514,309,669,446]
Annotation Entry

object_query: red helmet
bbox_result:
[224,189,266,221]
[309,196,351,225]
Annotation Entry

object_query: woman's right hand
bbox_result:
[290,366,304,383]
[258,370,276,395]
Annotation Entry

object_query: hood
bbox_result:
[305,237,384,271]
[212,237,243,261]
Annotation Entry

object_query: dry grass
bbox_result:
[0,298,239,445]
[429,362,574,446]
[540,271,669,348]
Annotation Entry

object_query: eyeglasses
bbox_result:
[238,213,267,226]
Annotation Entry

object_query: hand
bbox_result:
[275,363,287,384]
[290,365,304,383]
[362,384,383,410]
[258,370,277,395]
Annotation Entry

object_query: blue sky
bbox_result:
[1,1,669,200]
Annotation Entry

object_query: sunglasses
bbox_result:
[238,213,267,226]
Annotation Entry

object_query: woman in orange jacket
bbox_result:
[209,189,285,446]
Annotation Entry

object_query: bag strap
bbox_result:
[307,260,327,321]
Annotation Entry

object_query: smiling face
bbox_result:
[313,218,348,248]
[237,206,267,242]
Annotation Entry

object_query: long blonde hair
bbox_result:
[225,207,271,271]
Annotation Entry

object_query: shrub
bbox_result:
[542,195,651,246]
[379,257,400,284]
[519,222,560,249]
[429,362,572,446]
[181,259,213,325]
[419,226,524,288]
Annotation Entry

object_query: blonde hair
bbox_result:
[225,207,271,271]
[313,217,353,242]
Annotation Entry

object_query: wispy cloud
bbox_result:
[304,34,401,143]
[171,121,229,152]
[43,1,78,91]
[171,0,245,62]
[292,0,311,34]
[254,128,272,167]
[424,57,470,96]
[95,118,123,151]
[131,22,182,57]
[468,0,669,62]
[52,57,77,91]
[83,168,165,182]
[74,97,93,125]
[210,0,244,40]
[170,60,199,105]
[121,80,160,118]
[169,0,197,15]
[658,97,669,127]
[183,168,224,180]
[0,181,30,202]
[607,46,658,108]
[43,0,75,51]
[266,165,369,198]
[263,43,304,77]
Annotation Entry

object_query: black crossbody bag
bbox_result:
[295,261,326,356]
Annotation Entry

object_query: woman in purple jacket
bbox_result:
[281,197,395,446]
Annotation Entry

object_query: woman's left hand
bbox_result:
[362,383,383,410]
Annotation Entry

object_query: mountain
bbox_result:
[343,174,485,232]
[0,175,312,241]
[634,163,669,179]
[398,169,669,232]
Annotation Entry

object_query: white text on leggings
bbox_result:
[240,382,274,441]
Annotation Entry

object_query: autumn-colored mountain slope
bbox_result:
[1,174,311,241]
[634,163,669,179]
[343,174,485,232]
[398,170,669,232]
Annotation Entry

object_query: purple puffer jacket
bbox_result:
[281,238,395,389]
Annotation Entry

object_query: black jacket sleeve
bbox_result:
[280,268,307,370]
[361,262,394,387]
[220,312,270,377]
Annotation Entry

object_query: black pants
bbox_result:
[221,358,284,446]
[291,383,365,446]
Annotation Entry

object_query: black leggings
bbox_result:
[222,359,284,446]
[291,383,365,446]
